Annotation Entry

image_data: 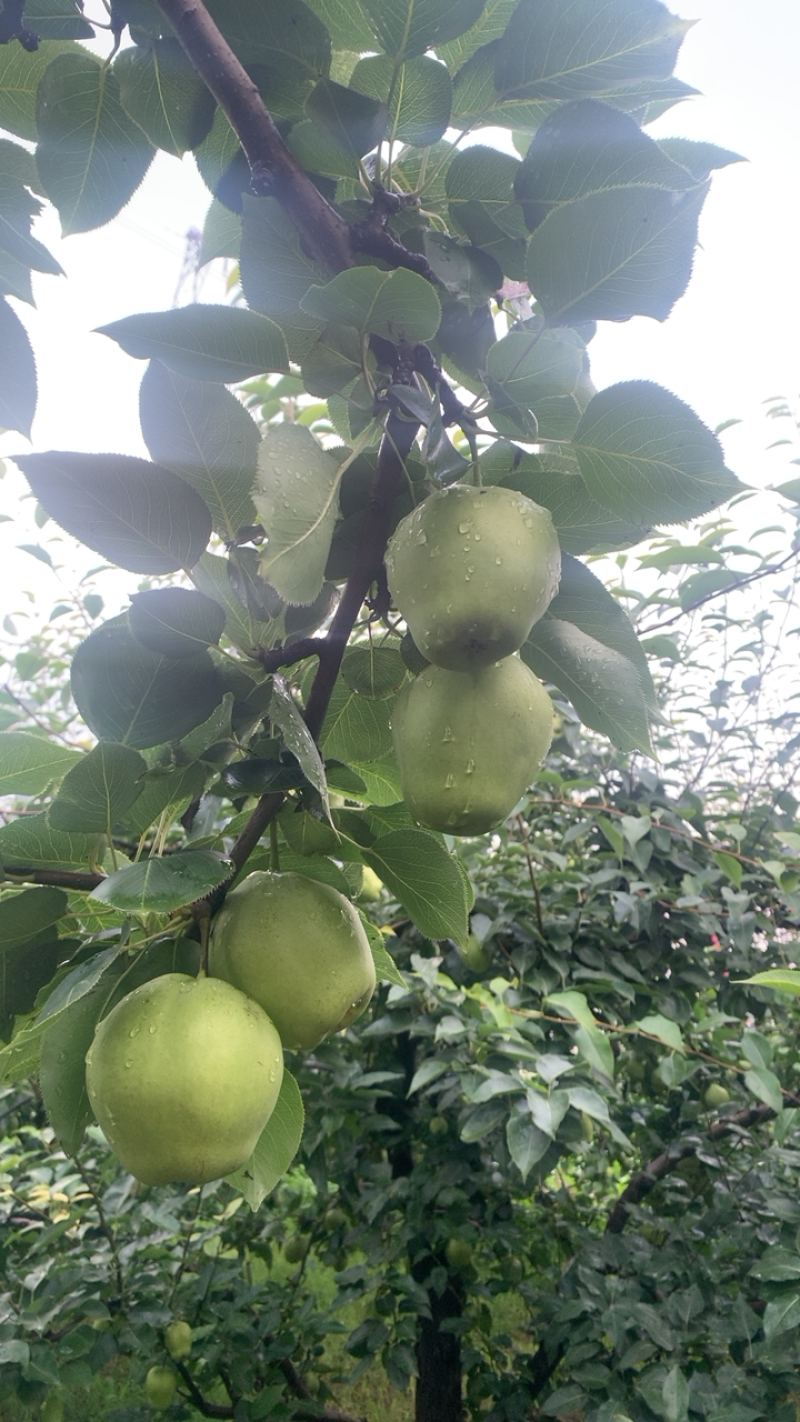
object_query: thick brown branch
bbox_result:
[606,1101,778,1234]
[303,409,420,741]
[228,791,285,876]
[175,1361,233,1418]
[2,865,104,890]
[256,637,324,675]
[153,0,353,275]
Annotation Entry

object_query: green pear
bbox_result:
[703,1083,731,1108]
[209,872,376,1050]
[391,657,553,834]
[445,1238,473,1269]
[386,484,560,670]
[165,1320,192,1360]
[146,1365,178,1410]
[85,974,283,1186]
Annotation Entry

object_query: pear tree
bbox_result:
[0,0,745,1250]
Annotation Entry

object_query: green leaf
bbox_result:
[199,196,241,265]
[128,589,226,659]
[486,327,590,438]
[320,680,394,763]
[341,647,405,699]
[523,618,652,753]
[744,1066,783,1114]
[47,741,146,833]
[0,38,78,141]
[712,850,742,888]
[422,232,502,312]
[227,1069,305,1209]
[359,0,486,58]
[302,265,441,344]
[269,674,331,819]
[15,450,212,574]
[114,38,214,156]
[487,443,649,554]
[36,51,155,234]
[23,0,93,40]
[527,182,708,325]
[506,1112,552,1180]
[253,424,344,605]
[363,829,469,944]
[545,989,597,1031]
[0,175,63,274]
[0,886,67,948]
[763,1294,800,1342]
[657,136,744,180]
[349,758,403,806]
[306,78,388,157]
[662,1365,689,1422]
[240,195,326,363]
[205,0,331,78]
[742,970,800,997]
[191,551,275,655]
[572,1023,615,1080]
[548,554,657,709]
[438,0,518,70]
[91,850,232,913]
[0,812,100,871]
[633,1012,684,1053]
[40,982,104,1152]
[515,98,696,231]
[351,54,452,146]
[71,615,224,749]
[98,305,288,383]
[301,0,374,50]
[572,382,744,525]
[0,730,83,795]
[495,0,689,102]
[0,247,35,304]
[0,295,36,437]
[122,762,208,837]
[361,915,406,986]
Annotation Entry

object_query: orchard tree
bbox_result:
[0,0,785,1417]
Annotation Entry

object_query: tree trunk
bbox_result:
[414,1269,464,1422]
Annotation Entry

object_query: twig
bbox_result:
[175,1360,233,1418]
[256,637,325,674]
[638,549,800,635]
[153,0,353,276]
[1,866,104,890]
[69,1155,125,1303]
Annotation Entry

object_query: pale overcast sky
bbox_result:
[1,0,798,612]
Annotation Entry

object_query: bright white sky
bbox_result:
[1,0,799,618]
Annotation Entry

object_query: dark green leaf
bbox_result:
[0,813,100,871]
[270,674,331,817]
[506,1112,552,1179]
[240,195,326,362]
[47,741,146,832]
[302,265,441,344]
[301,0,374,50]
[438,0,517,70]
[15,450,212,573]
[24,0,93,40]
[495,0,689,102]
[422,232,502,310]
[128,588,226,659]
[114,37,215,156]
[341,647,405,699]
[98,305,288,383]
[40,982,105,1152]
[0,38,78,141]
[0,935,69,1041]
[359,0,487,60]
[486,327,590,439]
[515,98,697,231]
[91,850,232,912]
[139,361,259,540]
[0,295,36,437]
[572,382,744,524]
[227,1069,305,1209]
[351,54,452,146]
[205,0,331,79]
[320,680,394,763]
[191,551,276,654]
[487,443,650,554]
[306,78,388,157]
[0,730,83,795]
[363,829,469,944]
[523,618,652,752]
[253,424,344,605]
[71,615,224,749]
[0,175,62,274]
[549,553,657,709]
[122,762,208,836]
[763,1294,800,1341]
[36,52,155,234]
[199,196,241,265]
[0,886,67,949]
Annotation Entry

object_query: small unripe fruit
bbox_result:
[284,1234,309,1264]
[165,1320,192,1360]
[429,1114,449,1135]
[41,1394,64,1422]
[85,974,283,1185]
[146,1365,178,1410]
[386,484,560,670]
[210,872,376,1049]
[391,658,553,835]
[461,933,491,973]
[704,1083,731,1109]
[445,1238,474,1269]
[326,1207,347,1230]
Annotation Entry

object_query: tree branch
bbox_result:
[639,549,800,635]
[2,866,104,890]
[303,408,421,741]
[606,1101,780,1234]
[153,0,353,276]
